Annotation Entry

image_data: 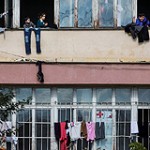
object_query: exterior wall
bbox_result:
[0,63,150,85]
[0,30,150,63]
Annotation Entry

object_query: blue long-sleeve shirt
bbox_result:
[136,17,149,26]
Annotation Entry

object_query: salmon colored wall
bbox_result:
[0,63,150,85]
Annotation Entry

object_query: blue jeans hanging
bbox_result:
[24,28,41,54]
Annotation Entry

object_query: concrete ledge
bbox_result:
[0,30,150,62]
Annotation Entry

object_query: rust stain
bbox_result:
[94,20,99,29]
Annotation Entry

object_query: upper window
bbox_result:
[78,0,92,27]
[115,88,131,104]
[35,88,51,104]
[5,0,150,28]
[138,88,150,104]
[57,88,73,104]
[16,88,32,104]
[117,0,133,26]
[99,0,114,27]
[76,88,92,103]
[20,0,54,27]
[96,88,113,103]
[59,0,134,28]
[59,0,74,27]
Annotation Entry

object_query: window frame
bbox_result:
[6,0,137,28]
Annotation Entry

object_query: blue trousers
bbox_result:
[24,28,41,54]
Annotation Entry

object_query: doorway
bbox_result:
[138,0,150,20]
[20,0,54,27]
[138,109,150,149]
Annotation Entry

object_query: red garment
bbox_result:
[60,122,67,150]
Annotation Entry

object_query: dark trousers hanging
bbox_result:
[137,26,149,43]
[24,28,41,54]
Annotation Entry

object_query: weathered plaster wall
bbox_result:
[0,30,150,62]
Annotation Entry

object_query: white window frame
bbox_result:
[4,0,137,28]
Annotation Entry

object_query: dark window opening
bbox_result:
[138,0,150,20]
[0,0,12,28]
[20,0,54,28]
[138,109,149,149]
[0,0,4,27]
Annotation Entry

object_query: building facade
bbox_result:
[1,0,150,150]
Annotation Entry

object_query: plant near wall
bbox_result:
[0,88,24,150]
[0,88,23,120]
[129,142,147,150]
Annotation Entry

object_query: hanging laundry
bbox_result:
[86,122,95,141]
[60,122,67,150]
[131,121,139,134]
[54,122,61,142]
[0,121,9,133]
[68,122,81,141]
[5,121,12,130]
[95,122,105,140]
[65,120,71,148]
[24,28,41,55]
[0,28,5,33]
[81,120,87,139]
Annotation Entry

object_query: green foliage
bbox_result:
[129,142,147,150]
[0,88,23,120]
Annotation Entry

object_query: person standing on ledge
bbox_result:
[36,13,48,28]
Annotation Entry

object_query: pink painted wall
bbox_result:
[0,63,150,85]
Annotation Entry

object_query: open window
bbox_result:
[0,0,12,28]
[0,0,4,27]
[138,0,150,20]
[20,0,54,27]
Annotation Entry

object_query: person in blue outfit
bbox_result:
[36,13,48,28]
[135,13,149,43]
[24,17,41,54]
[123,13,149,43]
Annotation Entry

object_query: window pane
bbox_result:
[60,0,74,27]
[115,88,131,103]
[138,88,150,103]
[99,0,114,27]
[17,109,32,138]
[16,88,32,104]
[35,88,51,104]
[116,110,131,150]
[96,88,112,103]
[17,109,32,122]
[77,109,92,121]
[58,109,73,122]
[117,0,132,26]
[77,88,92,103]
[36,109,51,122]
[57,88,73,104]
[78,0,92,27]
